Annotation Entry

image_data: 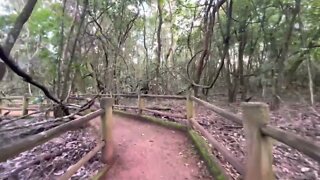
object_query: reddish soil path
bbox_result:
[90,115,212,180]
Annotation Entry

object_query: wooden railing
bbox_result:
[102,93,320,180]
[1,93,319,179]
[0,95,50,116]
[0,97,114,180]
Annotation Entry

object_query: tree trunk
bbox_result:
[3,0,38,55]
[60,0,88,100]
[238,22,248,101]
[226,53,236,102]
[307,58,314,106]
[143,6,149,80]
[1,0,38,81]
[193,0,228,96]
[271,0,300,109]
[156,0,163,88]
[56,0,67,97]
[193,1,214,96]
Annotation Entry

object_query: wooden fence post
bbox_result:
[100,97,114,163]
[22,95,29,116]
[241,102,275,180]
[186,94,194,127]
[138,93,144,115]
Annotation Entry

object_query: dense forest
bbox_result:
[0,1,319,179]
[0,0,320,108]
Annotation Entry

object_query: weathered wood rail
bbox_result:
[1,93,319,179]
[0,97,115,179]
[0,95,50,116]
[91,93,320,179]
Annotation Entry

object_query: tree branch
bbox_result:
[0,46,60,104]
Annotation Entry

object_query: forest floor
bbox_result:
[0,126,104,179]
[0,96,319,180]
[123,97,319,180]
[0,111,212,180]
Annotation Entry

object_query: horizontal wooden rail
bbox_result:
[113,105,139,109]
[0,96,43,100]
[112,94,186,100]
[114,105,171,111]
[0,96,24,100]
[142,108,186,119]
[0,109,104,162]
[261,125,320,162]
[140,94,186,100]
[68,93,186,100]
[68,96,88,100]
[59,141,105,180]
[5,104,48,107]
[191,96,242,125]
[190,119,245,175]
[193,96,320,163]
[0,107,39,111]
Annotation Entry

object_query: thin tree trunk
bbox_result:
[238,22,248,101]
[0,0,38,82]
[56,0,67,97]
[193,0,214,96]
[193,0,227,96]
[60,0,89,100]
[271,0,300,109]
[142,6,149,80]
[307,58,314,106]
[156,0,163,83]
[2,0,38,55]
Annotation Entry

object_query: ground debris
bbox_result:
[0,128,103,180]
[139,99,320,180]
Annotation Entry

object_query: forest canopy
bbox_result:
[0,0,319,109]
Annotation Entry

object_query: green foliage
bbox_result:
[1,0,319,96]
[0,14,17,32]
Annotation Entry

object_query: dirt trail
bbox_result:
[90,115,212,180]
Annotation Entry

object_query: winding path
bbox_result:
[90,115,212,180]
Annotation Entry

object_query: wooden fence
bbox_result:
[99,93,319,180]
[0,97,114,180]
[0,95,50,116]
[1,93,319,180]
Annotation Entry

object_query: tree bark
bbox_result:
[2,0,38,55]
[193,0,227,96]
[60,0,89,100]
[238,22,248,101]
[56,0,67,97]
[0,0,38,81]
[307,58,314,106]
[271,0,300,110]
[156,0,163,84]
[193,0,214,97]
